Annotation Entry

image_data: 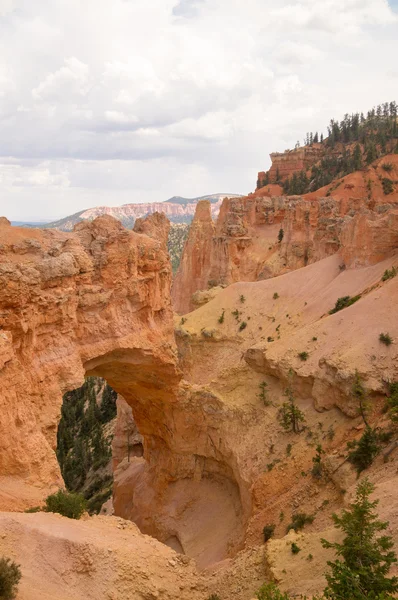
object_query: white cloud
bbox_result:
[104,111,139,125]
[0,162,70,188]
[173,0,205,18]
[0,0,397,220]
[32,57,90,102]
[0,0,15,17]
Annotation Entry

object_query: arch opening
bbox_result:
[55,348,246,570]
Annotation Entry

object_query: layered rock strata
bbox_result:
[173,175,398,313]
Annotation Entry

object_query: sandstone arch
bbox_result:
[0,215,178,506]
[0,215,246,568]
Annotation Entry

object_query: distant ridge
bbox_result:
[41,194,243,231]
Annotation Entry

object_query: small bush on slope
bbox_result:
[379,333,392,346]
[45,489,86,519]
[347,427,381,475]
[387,382,398,423]
[286,512,314,533]
[329,295,361,314]
[291,542,301,555]
[256,583,290,600]
[0,557,21,600]
[382,177,394,195]
[263,524,275,542]
[382,266,397,281]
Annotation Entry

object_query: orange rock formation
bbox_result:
[258,144,323,186]
[0,214,177,510]
[0,213,248,569]
[173,154,398,313]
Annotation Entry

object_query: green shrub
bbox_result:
[218,310,225,324]
[273,292,279,300]
[239,321,247,331]
[286,443,292,456]
[387,382,398,423]
[45,489,86,519]
[327,425,335,441]
[267,459,280,471]
[329,295,361,314]
[298,351,308,361]
[382,162,393,172]
[263,524,275,542]
[267,336,274,342]
[0,557,21,600]
[258,381,270,406]
[278,228,284,243]
[382,266,397,281]
[291,542,301,554]
[379,332,392,346]
[312,336,317,341]
[286,512,314,533]
[382,177,394,195]
[180,317,187,325]
[311,444,325,479]
[232,309,241,322]
[256,583,290,600]
[240,294,246,303]
[24,506,41,513]
[347,427,380,474]
[207,595,221,600]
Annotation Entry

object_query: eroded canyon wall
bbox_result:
[0,213,177,509]
[173,182,398,314]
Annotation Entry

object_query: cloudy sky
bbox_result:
[0,0,397,221]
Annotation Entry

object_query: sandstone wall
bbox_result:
[0,214,177,509]
[172,190,398,314]
[267,145,323,183]
[171,200,215,314]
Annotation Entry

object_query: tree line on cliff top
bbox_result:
[259,101,398,194]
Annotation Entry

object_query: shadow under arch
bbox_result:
[82,347,247,570]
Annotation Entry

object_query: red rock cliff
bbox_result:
[172,182,398,314]
[0,214,177,509]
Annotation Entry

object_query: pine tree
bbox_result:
[311,444,325,479]
[321,478,398,599]
[353,143,362,171]
[278,371,305,433]
[347,427,380,475]
[366,143,378,165]
[100,383,117,423]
